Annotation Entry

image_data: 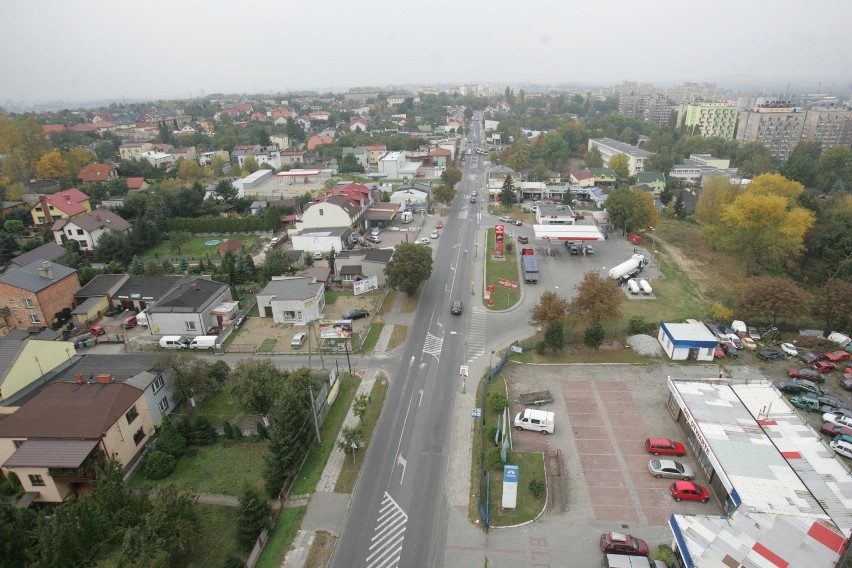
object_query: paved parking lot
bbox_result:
[504,362,725,524]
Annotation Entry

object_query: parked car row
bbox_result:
[644,438,711,503]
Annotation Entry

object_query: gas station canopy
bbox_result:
[532,225,605,242]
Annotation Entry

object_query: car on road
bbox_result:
[343,309,370,320]
[470,197,476,203]
[417,237,431,245]
[740,337,758,350]
[775,381,805,394]
[670,481,710,503]
[517,235,529,244]
[435,220,443,229]
[758,349,785,361]
[89,325,105,336]
[566,242,579,255]
[648,459,694,480]
[780,343,799,357]
[830,437,852,459]
[801,351,825,364]
[574,211,585,220]
[450,300,463,315]
[813,361,839,373]
[105,305,122,317]
[843,378,852,392]
[599,532,649,556]
[790,378,828,395]
[313,251,323,260]
[627,233,643,244]
[645,438,686,456]
[498,216,512,223]
[366,235,381,244]
[430,230,439,239]
[788,368,825,382]
[512,219,522,226]
[582,244,595,255]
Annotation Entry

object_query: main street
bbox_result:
[330,116,488,567]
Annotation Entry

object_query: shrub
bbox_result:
[535,341,546,355]
[175,416,193,440]
[256,422,268,440]
[629,316,648,335]
[485,447,504,470]
[487,392,508,413]
[0,472,21,496]
[143,450,176,480]
[157,416,186,457]
[529,478,546,499]
[223,421,233,439]
[222,554,244,568]
[232,424,243,440]
[652,544,678,567]
[190,416,216,445]
[485,424,499,445]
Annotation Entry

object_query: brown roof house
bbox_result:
[0,379,153,504]
[0,261,80,333]
[77,163,118,183]
[52,209,132,252]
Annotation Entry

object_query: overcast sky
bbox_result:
[2,0,850,104]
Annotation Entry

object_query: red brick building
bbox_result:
[0,261,80,332]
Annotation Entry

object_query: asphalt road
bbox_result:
[330,116,485,568]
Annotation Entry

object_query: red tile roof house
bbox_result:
[307,135,334,151]
[77,163,118,183]
[125,177,148,191]
[0,379,153,504]
[30,189,91,225]
[42,124,66,135]
[52,210,132,252]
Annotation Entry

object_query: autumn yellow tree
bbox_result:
[35,151,71,180]
[608,153,630,178]
[746,173,804,202]
[0,115,50,182]
[177,159,202,180]
[63,147,95,177]
[717,193,814,273]
[694,176,741,247]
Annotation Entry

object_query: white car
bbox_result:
[312,251,323,260]
[648,459,694,481]
[417,237,431,245]
[430,230,439,239]
[498,216,512,223]
[780,343,799,357]
[823,412,852,429]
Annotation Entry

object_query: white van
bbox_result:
[830,435,852,459]
[602,554,666,568]
[159,335,189,350]
[291,332,307,349]
[135,310,149,327]
[188,335,218,351]
[514,408,555,434]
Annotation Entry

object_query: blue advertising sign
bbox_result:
[503,464,519,483]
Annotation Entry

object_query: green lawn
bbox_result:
[360,323,384,353]
[289,375,360,495]
[129,438,268,495]
[254,506,307,568]
[191,389,243,422]
[193,504,246,567]
[324,289,352,305]
[484,228,521,310]
[258,338,278,353]
[140,235,259,263]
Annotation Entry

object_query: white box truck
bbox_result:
[514,408,554,434]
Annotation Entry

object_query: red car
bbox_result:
[714,345,726,358]
[788,368,826,382]
[820,422,852,438]
[89,325,105,336]
[434,220,443,229]
[599,532,649,556]
[825,351,850,363]
[670,481,710,502]
[628,233,643,244]
[812,361,839,373]
[645,438,686,456]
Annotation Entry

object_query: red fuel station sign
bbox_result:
[494,224,505,258]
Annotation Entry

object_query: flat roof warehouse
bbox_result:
[665,377,852,568]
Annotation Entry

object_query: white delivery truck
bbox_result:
[514,408,555,434]
[189,335,218,351]
[401,211,413,223]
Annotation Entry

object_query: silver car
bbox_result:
[648,459,694,480]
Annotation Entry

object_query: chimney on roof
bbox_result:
[74,373,84,384]
[96,374,112,384]
[37,261,53,280]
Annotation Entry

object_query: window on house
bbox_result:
[158,397,169,413]
[29,315,40,324]
[24,299,34,308]
[67,229,73,235]
[76,229,84,235]
[28,474,46,487]
[281,310,296,320]
[152,376,164,394]
[319,208,324,215]
[133,427,145,445]
[125,406,139,424]
[185,321,197,331]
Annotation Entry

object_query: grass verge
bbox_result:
[387,325,408,351]
[379,290,399,314]
[289,375,360,495]
[304,530,336,568]
[335,374,389,493]
[360,323,384,353]
[254,506,307,568]
[484,229,521,310]
[400,289,419,312]
[258,338,277,353]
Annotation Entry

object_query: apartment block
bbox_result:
[683,102,739,140]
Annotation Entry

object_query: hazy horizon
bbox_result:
[2,0,850,105]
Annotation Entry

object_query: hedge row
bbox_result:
[166,216,273,233]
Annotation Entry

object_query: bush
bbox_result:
[223,421,233,439]
[157,416,186,457]
[232,424,243,440]
[485,447,505,470]
[652,544,678,567]
[535,341,546,355]
[143,450,176,480]
[629,316,648,335]
[256,422,268,439]
[190,416,216,445]
[485,424,498,445]
[0,472,21,496]
[175,416,193,440]
[487,392,509,413]
[529,478,546,498]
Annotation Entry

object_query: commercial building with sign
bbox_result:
[664,377,851,568]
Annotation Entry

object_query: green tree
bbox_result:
[431,184,456,207]
[262,248,292,280]
[782,140,822,187]
[570,272,622,323]
[543,320,564,351]
[156,415,187,457]
[339,153,365,173]
[264,371,315,496]
[608,153,630,178]
[385,242,434,296]
[674,190,685,218]
[816,145,852,193]
[129,255,145,275]
[694,176,739,228]
[214,179,238,203]
[0,500,38,567]
[243,155,259,174]
[168,230,191,254]
[529,290,570,328]
[440,166,462,188]
[3,219,23,234]
[0,115,51,182]
[735,277,811,326]
[337,425,364,460]
[583,320,606,350]
[237,485,272,550]
[154,352,220,404]
[227,359,296,416]
[605,187,659,234]
[812,279,852,333]
[499,174,517,207]
[211,154,227,176]
[584,145,603,168]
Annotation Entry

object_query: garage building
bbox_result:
[657,322,717,361]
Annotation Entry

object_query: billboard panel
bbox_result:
[319,319,353,339]
[353,276,378,296]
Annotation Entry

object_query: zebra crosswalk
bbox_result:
[467,306,487,363]
[366,492,407,568]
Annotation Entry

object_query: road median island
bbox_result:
[483,228,522,311]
